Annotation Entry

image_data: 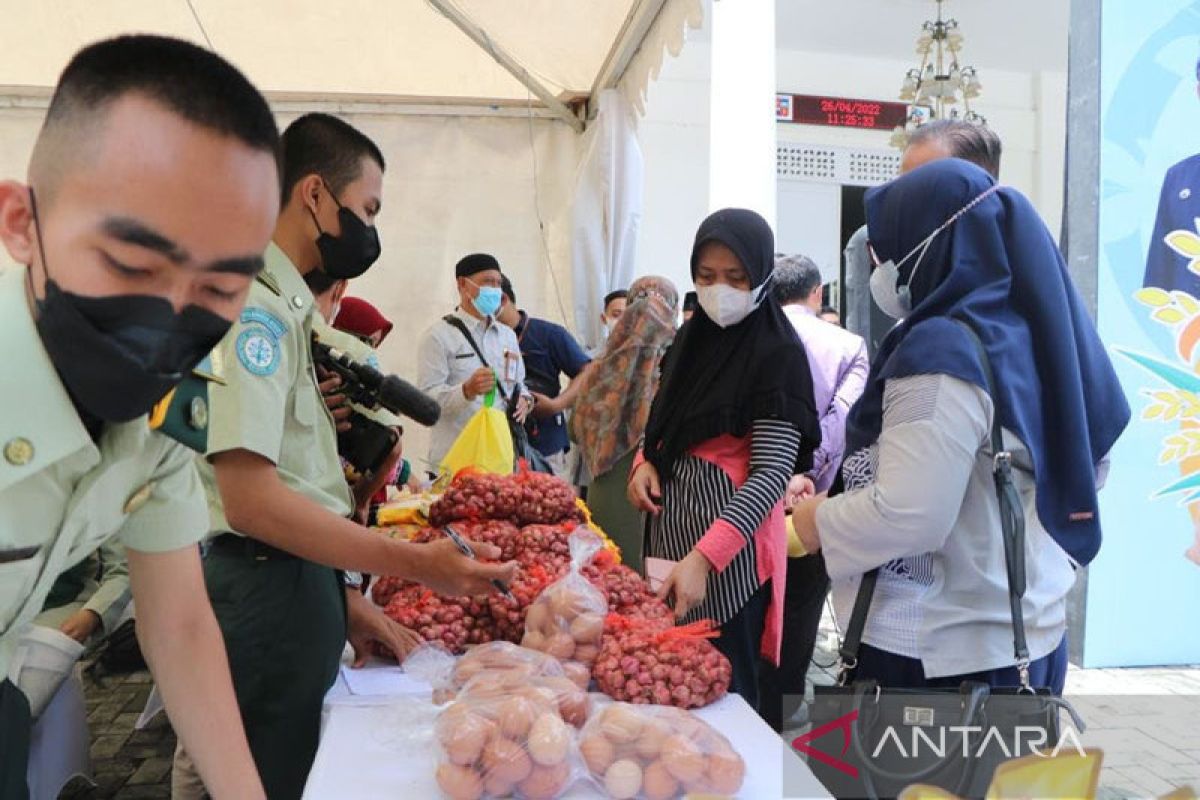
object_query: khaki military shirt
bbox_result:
[0,266,209,677]
[200,244,351,534]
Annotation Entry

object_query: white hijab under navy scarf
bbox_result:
[846,159,1130,566]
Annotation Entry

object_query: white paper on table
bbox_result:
[643,556,676,592]
[339,662,431,697]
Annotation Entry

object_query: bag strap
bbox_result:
[838,319,1032,688]
[443,314,511,404]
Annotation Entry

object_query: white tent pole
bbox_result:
[425,0,584,133]
[709,0,776,227]
[588,0,671,110]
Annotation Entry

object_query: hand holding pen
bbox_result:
[442,524,517,602]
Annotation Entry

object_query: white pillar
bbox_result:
[708,0,777,228]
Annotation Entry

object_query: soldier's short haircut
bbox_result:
[280,113,385,206]
[33,35,278,197]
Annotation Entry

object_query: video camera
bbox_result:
[311,336,441,475]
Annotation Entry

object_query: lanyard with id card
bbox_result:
[501,349,520,385]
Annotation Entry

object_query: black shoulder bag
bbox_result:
[804,321,1084,800]
[442,315,553,474]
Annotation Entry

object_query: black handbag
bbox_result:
[442,316,554,474]
[803,321,1084,800]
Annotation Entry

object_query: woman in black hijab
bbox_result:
[628,208,820,709]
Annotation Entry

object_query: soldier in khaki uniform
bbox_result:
[189,114,516,800]
[0,35,282,799]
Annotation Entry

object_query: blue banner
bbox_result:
[1093,0,1200,666]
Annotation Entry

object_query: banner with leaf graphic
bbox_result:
[1091,0,1200,667]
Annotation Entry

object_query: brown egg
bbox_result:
[498,696,538,740]
[521,630,547,652]
[525,601,550,632]
[580,733,616,776]
[517,761,571,800]
[482,771,515,798]
[569,613,605,643]
[562,660,591,689]
[549,588,584,621]
[527,712,571,766]
[642,759,681,800]
[545,632,576,660]
[435,762,483,800]
[661,734,705,784]
[604,759,644,800]
[558,689,590,727]
[707,747,746,794]
[636,719,669,760]
[440,711,491,766]
[573,644,600,664]
[600,704,644,744]
[482,737,533,785]
[519,685,559,709]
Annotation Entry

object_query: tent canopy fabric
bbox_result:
[0,0,701,128]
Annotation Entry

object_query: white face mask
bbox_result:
[868,183,1002,320]
[696,278,772,328]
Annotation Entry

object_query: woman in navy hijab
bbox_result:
[790,159,1129,693]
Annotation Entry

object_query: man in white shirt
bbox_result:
[417,253,532,471]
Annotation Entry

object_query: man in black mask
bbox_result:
[0,35,280,798]
[182,113,516,799]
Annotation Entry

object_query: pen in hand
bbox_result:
[441,524,517,602]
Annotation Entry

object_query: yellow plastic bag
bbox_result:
[440,387,514,476]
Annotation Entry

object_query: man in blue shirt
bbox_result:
[497,276,592,477]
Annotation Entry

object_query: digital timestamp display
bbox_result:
[776,94,909,131]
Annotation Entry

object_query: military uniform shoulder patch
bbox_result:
[236,307,287,377]
[236,326,281,376]
[240,307,288,338]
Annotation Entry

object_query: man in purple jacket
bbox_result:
[759,253,869,731]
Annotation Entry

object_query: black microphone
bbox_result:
[312,339,441,427]
[375,373,441,427]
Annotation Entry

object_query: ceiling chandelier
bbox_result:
[889,0,986,149]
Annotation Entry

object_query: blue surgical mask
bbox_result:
[471,284,502,318]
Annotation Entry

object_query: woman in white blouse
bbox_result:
[790,159,1130,693]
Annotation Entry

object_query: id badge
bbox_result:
[502,350,520,383]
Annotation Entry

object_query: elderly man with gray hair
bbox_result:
[759,253,869,732]
[844,119,1003,353]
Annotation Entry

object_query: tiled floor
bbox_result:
[58,667,174,800]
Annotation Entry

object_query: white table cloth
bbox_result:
[303,661,831,799]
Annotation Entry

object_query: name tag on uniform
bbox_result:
[502,350,519,383]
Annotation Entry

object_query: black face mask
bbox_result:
[310,183,381,280]
[29,192,233,423]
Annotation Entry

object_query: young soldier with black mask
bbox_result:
[183,113,516,799]
[0,35,281,799]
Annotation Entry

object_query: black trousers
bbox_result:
[758,553,830,731]
[204,538,347,800]
[0,679,31,800]
[712,580,771,712]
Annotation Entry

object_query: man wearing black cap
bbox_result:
[418,253,532,471]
